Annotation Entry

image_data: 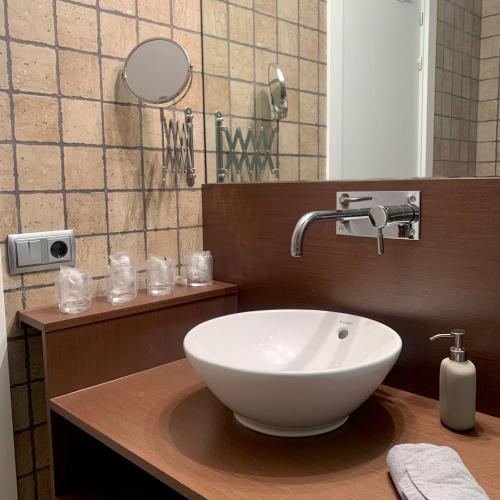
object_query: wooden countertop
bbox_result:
[19,281,237,333]
[50,359,500,499]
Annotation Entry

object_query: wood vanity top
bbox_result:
[50,359,500,499]
[19,281,237,333]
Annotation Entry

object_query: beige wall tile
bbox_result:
[0,41,7,90]
[64,146,104,189]
[319,32,327,63]
[278,155,299,181]
[34,424,50,469]
[8,0,55,44]
[299,59,318,92]
[179,226,203,265]
[278,54,299,89]
[138,20,171,42]
[0,2,3,36]
[106,149,142,189]
[178,190,202,227]
[30,380,47,425]
[66,192,107,235]
[100,12,137,58]
[204,76,230,114]
[255,14,277,51]
[76,235,108,276]
[230,80,254,117]
[319,1,327,32]
[14,430,32,476]
[23,269,57,287]
[277,0,298,22]
[172,0,201,32]
[59,51,100,99]
[0,92,11,141]
[17,145,62,191]
[255,49,276,84]
[278,20,298,56]
[483,0,500,17]
[28,335,44,378]
[8,339,27,385]
[175,72,203,113]
[101,0,135,15]
[62,98,102,144]
[202,0,227,38]
[204,38,229,77]
[11,385,29,431]
[24,285,56,309]
[300,26,319,61]
[145,190,177,229]
[102,57,135,104]
[143,150,171,188]
[141,106,162,149]
[255,0,276,16]
[11,43,57,94]
[285,89,298,121]
[0,144,15,192]
[57,1,97,52]
[279,122,298,154]
[109,231,146,270]
[4,291,22,338]
[108,191,144,232]
[14,94,59,142]
[230,43,254,81]
[147,229,178,261]
[104,103,140,147]
[0,194,18,240]
[229,5,253,44]
[138,0,170,24]
[299,92,318,124]
[173,30,202,72]
[300,156,318,180]
[477,121,497,142]
[300,0,318,29]
[1,245,21,290]
[20,193,64,232]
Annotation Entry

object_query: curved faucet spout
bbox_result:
[290,209,370,257]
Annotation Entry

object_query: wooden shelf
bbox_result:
[18,281,237,333]
[50,359,500,499]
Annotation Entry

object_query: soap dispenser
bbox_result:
[429,329,476,431]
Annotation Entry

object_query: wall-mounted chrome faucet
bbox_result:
[291,191,420,257]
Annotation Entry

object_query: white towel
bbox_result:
[386,443,489,500]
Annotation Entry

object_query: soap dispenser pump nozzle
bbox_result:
[429,329,467,362]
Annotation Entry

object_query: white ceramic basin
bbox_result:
[184,310,402,437]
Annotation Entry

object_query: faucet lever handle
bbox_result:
[376,228,385,255]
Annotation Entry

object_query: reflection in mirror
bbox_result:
[268,64,288,121]
[203,1,495,182]
[123,38,192,105]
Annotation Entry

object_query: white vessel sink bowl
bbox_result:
[184,310,402,437]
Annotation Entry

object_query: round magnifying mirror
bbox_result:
[268,64,288,121]
[123,38,192,105]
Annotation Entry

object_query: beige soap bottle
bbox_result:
[429,329,476,431]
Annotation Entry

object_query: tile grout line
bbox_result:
[95,0,112,260]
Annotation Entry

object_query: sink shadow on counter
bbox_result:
[164,387,404,477]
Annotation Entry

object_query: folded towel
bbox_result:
[386,443,489,500]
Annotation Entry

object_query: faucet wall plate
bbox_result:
[7,230,76,275]
[336,191,420,241]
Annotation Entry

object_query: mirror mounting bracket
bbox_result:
[160,108,196,187]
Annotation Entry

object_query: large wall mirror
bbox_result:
[202,0,490,183]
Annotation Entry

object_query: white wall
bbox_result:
[328,0,436,180]
[0,265,18,499]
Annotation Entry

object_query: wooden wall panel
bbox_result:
[202,179,500,417]
[43,294,238,398]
